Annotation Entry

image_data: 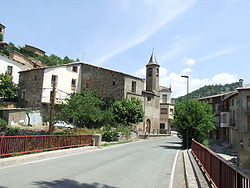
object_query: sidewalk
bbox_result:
[183,149,212,188]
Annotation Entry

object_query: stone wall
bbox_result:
[18,69,45,107]
[81,64,126,101]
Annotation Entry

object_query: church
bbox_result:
[18,53,174,133]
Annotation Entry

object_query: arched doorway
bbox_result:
[146,119,151,134]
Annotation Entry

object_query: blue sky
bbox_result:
[1,0,250,97]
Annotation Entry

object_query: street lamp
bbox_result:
[181,75,189,149]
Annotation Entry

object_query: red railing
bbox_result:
[192,139,250,188]
[0,135,93,157]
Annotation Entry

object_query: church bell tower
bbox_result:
[146,52,160,92]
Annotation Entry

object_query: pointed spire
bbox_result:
[147,52,159,65]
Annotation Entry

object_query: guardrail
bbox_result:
[191,139,250,188]
[0,135,93,157]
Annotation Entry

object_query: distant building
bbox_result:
[159,86,174,133]
[198,85,250,170]
[25,44,46,56]
[224,87,250,170]
[0,23,6,37]
[18,53,172,134]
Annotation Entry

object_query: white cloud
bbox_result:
[94,0,197,65]
[181,68,193,74]
[135,67,238,98]
[183,57,196,66]
[211,73,238,84]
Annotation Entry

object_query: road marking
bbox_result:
[168,149,180,188]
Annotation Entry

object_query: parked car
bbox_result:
[53,121,75,129]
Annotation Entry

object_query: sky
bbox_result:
[1,0,250,97]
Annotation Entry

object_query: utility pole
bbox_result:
[49,81,56,134]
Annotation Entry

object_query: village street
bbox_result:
[0,136,185,188]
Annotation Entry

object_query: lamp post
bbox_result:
[181,75,189,149]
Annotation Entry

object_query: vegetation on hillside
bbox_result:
[0,42,80,66]
[176,81,242,101]
[172,99,215,148]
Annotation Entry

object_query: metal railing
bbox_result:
[0,135,93,157]
[192,139,250,188]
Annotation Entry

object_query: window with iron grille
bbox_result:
[161,108,168,114]
[71,79,76,90]
[51,75,58,87]
[160,123,165,129]
[7,66,13,76]
[72,66,78,73]
[132,81,136,93]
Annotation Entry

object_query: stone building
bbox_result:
[18,53,171,133]
[25,44,46,56]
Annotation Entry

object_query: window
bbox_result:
[147,68,152,77]
[221,114,227,123]
[51,75,58,86]
[112,80,116,86]
[86,82,89,88]
[160,123,165,129]
[72,66,78,73]
[232,99,234,106]
[7,66,13,76]
[147,97,151,101]
[160,108,168,114]
[21,91,26,100]
[156,68,159,77]
[71,79,76,90]
[132,81,136,93]
[170,109,174,115]
[162,94,168,103]
[247,96,250,111]
[34,75,37,81]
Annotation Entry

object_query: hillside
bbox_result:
[0,42,79,66]
[176,81,242,101]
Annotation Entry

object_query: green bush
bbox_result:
[5,127,21,136]
[0,119,7,131]
[102,125,118,142]
[117,125,131,138]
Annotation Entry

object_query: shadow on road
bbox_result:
[158,145,183,150]
[33,179,117,188]
[167,141,182,145]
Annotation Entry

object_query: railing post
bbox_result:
[0,136,2,156]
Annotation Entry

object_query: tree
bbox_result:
[0,73,18,99]
[61,90,111,128]
[172,98,215,148]
[111,98,144,126]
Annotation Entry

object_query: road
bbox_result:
[0,136,185,188]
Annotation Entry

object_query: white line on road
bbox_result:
[168,149,180,188]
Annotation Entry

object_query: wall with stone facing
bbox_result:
[81,64,126,101]
[143,92,160,133]
[18,69,44,107]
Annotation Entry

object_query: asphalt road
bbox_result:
[0,136,185,188]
